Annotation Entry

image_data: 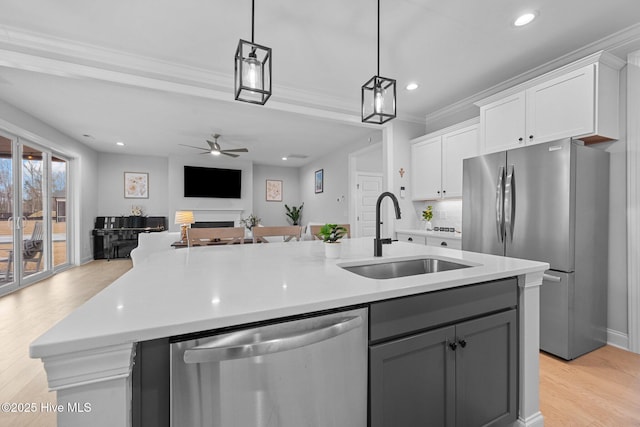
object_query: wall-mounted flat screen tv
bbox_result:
[184,166,242,198]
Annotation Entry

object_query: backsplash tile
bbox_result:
[413,199,462,232]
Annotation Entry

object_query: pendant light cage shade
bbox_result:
[362,75,396,124]
[234,39,272,105]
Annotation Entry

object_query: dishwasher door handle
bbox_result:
[184,315,363,364]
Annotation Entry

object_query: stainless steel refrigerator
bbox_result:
[462,138,609,360]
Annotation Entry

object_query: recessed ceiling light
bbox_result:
[514,12,537,27]
[116,141,125,146]
[406,82,419,91]
[282,157,288,161]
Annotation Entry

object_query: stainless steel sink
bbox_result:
[340,257,473,279]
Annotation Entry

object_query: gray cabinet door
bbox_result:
[370,326,456,427]
[455,309,517,427]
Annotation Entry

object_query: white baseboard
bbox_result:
[607,328,629,350]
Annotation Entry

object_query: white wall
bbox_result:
[0,99,99,264]
[388,120,428,231]
[97,153,169,217]
[252,164,302,226]
[300,134,380,225]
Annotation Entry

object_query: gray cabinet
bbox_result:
[369,279,518,427]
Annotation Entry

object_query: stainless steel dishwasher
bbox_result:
[170,307,368,427]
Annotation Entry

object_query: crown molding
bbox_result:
[0,25,409,127]
[425,23,640,125]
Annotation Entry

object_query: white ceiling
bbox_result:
[0,1,639,166]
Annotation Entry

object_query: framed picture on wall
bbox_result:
[124,172,149,199]
[266,179,283,202]
[315,169,324,193]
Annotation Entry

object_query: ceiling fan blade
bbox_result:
[179,143,208,150]
[221,152,240,158]
[221,148,249,153]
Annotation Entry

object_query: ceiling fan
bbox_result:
[179,134,249,158]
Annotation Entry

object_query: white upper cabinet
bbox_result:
[442,124,479,198]
[477,51,624,154]
[411,119,479,201]
[479,92,526,154]
[411,136,441,200]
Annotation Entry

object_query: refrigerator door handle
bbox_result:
[504,165,515,242]
[496,166,505,242]
[543,273,562,283]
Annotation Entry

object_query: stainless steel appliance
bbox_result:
[462,138,609,360]
[170,307,368,426]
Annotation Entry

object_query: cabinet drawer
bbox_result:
[397,233,426,245]
[370,278,517,342]
[426,236,461,249]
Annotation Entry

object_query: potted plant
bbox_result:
[318,223,348,259]
[285,203,304,225]
[422,205,433,231]
[240,214,261,238]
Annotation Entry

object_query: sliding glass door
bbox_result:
[0,133,17,294]
[0,130,71,296]
[21,143,46,282]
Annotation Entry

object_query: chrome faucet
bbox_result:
[374,192,401,257]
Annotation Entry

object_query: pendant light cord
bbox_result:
[377,0,380,76]
[251,0,255,43]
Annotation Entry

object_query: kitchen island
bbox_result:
[31,237,548,427]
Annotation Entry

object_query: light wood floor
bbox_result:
[0,259,132,427]
[1,259,639,426]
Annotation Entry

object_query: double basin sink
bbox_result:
[340,257,473,280]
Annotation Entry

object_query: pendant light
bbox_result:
[234,0,272,104]
[361,0,396,124]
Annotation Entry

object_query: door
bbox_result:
[20,143,47,282]
[0,131,66,296]
[442,124,479,199]
[356,173,383,237]
[461,151,506,256]
[369,326,455,427]
[505,139,574,271]
[526,64,595,144]
[480,92,526,154]
[411,137,442,200]
[539,271,572,359]
[455,310,517,427]
[0,133,17,294]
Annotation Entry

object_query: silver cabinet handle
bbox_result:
[504,165,515,242]
[184,315,363,364]
[496,166,505,242]
[543,273,561,283]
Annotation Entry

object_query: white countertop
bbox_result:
[30,238,547,358]
[396,228,462,240]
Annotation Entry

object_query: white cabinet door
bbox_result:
[480,92,526,154]
[411,137,442,200]
[442,124,479,198]
[526,64,595,144]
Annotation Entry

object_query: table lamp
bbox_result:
[175,210,195,243]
